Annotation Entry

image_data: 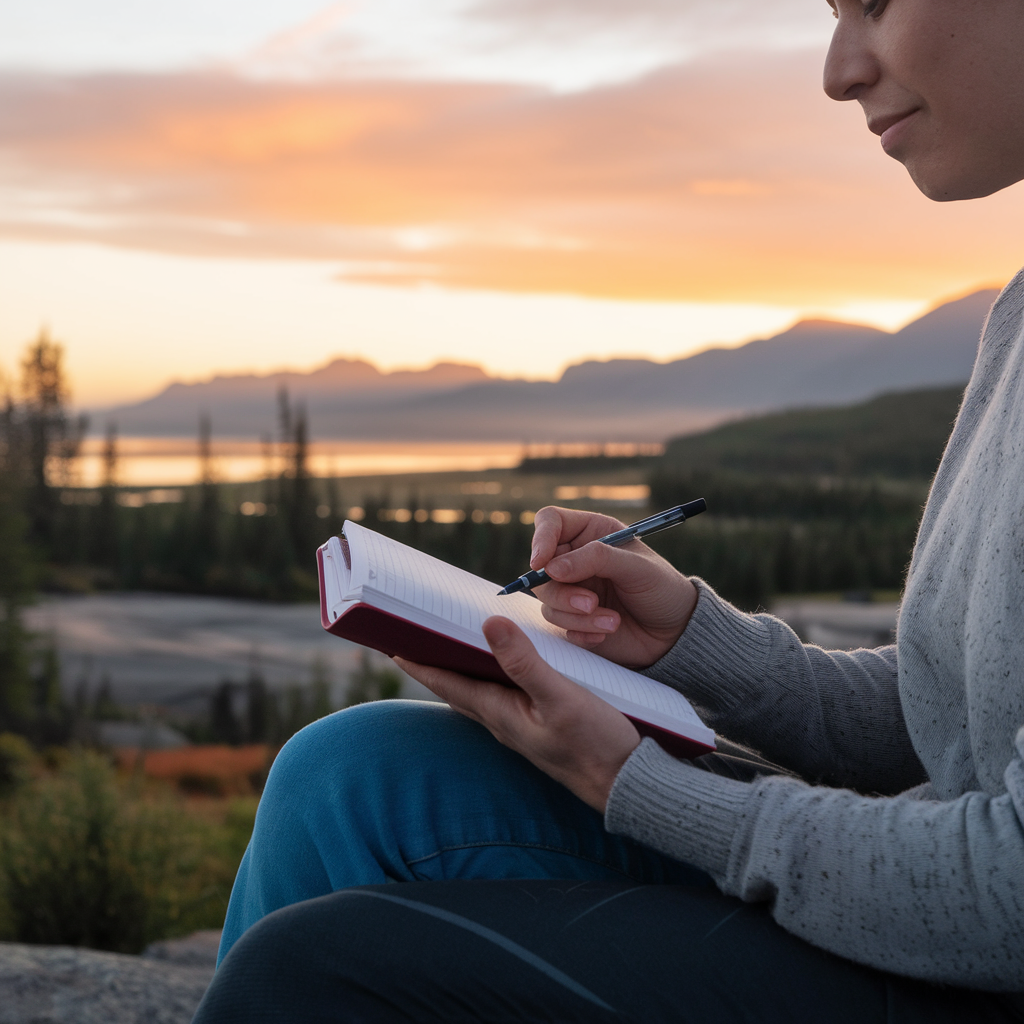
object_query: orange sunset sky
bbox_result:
[2,0,1023,409]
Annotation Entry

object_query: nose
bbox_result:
[823,17,880,101]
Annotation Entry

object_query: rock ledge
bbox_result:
[0,931,218,1024]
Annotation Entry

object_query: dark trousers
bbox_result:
[196,878,1022,1023]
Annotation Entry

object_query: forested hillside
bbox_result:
[658,385,964,479]
[645,385,966,608]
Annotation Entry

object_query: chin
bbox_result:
[905,156,1024,203]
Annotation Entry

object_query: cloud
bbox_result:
[237,0,833,93]
[1,50,1023,307]
[468,0,830,53]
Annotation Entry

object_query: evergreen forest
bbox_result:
[0,330,966,742]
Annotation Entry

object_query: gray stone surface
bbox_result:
[0,933,217,1024]
[24,591,437,713]
[93,721,190,750]
[144,929,221,969]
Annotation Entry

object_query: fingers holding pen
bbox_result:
[530,507,626,569]
[530,532,639,639]
[537,582,621,638]
[542,536,651,592]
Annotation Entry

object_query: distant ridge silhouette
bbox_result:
[98,288,997,442]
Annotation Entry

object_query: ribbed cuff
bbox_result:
[604,738,751,881]
[642,578,776,719]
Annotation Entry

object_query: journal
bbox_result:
[317,522,715,759]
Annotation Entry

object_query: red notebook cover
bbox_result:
[317,545,713,761]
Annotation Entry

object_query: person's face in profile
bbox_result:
[824,0,1024,202]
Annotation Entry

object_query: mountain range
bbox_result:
[98,288,997,442]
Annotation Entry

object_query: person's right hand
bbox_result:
[529,506,699,670]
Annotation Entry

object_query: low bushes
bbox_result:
[0,748,255,952]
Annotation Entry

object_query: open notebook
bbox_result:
[317,521,715,759]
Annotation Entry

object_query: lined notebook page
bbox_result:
[343,521,707,734]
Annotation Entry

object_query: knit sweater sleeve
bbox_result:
[605,731,1024,990]
[643,578,926,794]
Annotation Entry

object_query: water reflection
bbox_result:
[71,438,526,488]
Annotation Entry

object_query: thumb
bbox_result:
[483,617,567,702]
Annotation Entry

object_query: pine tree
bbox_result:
[19,331,83,552]
[290,402,315,558]
[91,421,121,573]
[193,413,220,582]
[345,649,401,706]
[245,669,271,743]
[308,656,333,721]
[277,389,317,565]
[210,681,241,745]
[92,676,122,720]
[282,683,308,739]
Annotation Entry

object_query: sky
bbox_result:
[1,0,1022,409]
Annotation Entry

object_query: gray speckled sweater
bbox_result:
[605,273,1024,991]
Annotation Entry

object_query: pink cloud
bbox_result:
[1,49,1022,305]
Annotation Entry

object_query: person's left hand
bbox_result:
[394,616,641,814]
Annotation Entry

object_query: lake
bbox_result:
[74,438,528,488]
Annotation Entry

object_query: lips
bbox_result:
[867,108,920,152]
[868,109,920,138]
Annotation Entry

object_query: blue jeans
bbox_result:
[219,700,705,963]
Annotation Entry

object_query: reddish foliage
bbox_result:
[117,744,273,796]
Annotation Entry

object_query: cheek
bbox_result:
[911,8,1024,148]
[879,0,1024,197]
[928,83,1024,197]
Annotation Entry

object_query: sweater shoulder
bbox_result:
[983,269,1024,344]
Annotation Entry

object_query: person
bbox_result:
[193,2,1024,1020]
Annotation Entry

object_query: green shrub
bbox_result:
[0,732,34,795]
[0,750,250,952]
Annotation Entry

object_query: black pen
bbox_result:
[497,498,707,596]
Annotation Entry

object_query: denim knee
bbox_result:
[266,698,463,774]
[259,699,485,817]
